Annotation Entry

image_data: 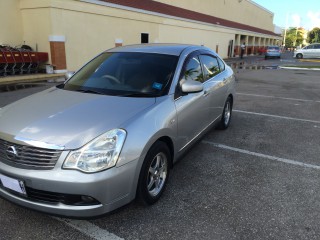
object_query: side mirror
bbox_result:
[65,71,75,80]
[181,79,203,93]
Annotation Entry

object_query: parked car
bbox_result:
[294,43,320,59]
[265,45,281,59]
[0,44,236,217]
[258,47,267,55]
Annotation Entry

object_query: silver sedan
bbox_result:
[0,44,236,217]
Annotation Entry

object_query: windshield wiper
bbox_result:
[118,92,157,97]
[75,89,105,95]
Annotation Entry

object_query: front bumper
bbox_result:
[0,154,139,217]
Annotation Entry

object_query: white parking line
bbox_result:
[53,217,124,240]
[237,93,320,103]
[234,110,320,124]
[202,141,320,170]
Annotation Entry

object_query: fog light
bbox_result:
[81,195,96,203]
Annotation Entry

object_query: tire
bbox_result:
[217,96,233,130]
[296,53,303,59]
[137,141,171,205]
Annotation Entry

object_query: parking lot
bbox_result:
[1,55,320,240]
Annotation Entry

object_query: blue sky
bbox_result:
[252,0,320,30]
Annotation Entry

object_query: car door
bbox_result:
[198,54,227,121]
[303,45,314,58]
[174,53,211,152]
[314,44,320,58]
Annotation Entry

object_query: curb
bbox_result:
[279,66,320,71]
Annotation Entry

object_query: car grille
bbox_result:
[0,138,62,170]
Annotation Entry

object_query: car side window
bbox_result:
[183,56,204,83]
[199,55,221,81]
[217,57,225,72]
[314,44,320,49]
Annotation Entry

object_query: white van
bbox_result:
[294,43,320,59]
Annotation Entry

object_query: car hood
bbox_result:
[0,88,155,149]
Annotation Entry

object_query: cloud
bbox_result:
[291,14,301,28]
[307,11,320,29]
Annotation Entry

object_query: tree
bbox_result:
[307,28,320,43]
[285,27,304,47]
[285,35,294,48]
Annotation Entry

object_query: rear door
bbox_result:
[313,44,320,58]
[198,54,227,121]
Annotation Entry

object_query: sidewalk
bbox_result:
[0,73,65,86]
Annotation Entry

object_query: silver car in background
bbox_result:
[0,44,236,217]
[294,43,320,59]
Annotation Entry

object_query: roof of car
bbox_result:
[107,44,207,56]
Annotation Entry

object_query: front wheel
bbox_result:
[137,141,171,205]
[217,96,233,130]
[296,53,303,59]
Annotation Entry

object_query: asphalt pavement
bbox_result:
[1,53,320,240]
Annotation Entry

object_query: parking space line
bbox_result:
[202,141,320,170]
[234,110,320,124]
[237,93,320,103]
[53,217,124,240]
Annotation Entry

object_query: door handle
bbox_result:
[203,90,209,97]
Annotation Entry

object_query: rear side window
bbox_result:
[183,56,204,83]
[199,55,221,81]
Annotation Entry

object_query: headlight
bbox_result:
[63,129,126,173]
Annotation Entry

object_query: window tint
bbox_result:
[199,55,221,80]
[306,45,314,49]
[61,52,178,97]
[314,44,320,49]
[183,56,204,83]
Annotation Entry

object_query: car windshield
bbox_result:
[59,52,178,97]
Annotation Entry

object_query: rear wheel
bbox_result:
[217,96,232,130]
[296,53,303,59]
[137,141,170,205]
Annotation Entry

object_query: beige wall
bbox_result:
[47,0,239,69]
[154,0,275,32]
[1,0,280,71]
[0,0,23,46]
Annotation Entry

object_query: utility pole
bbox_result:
[283,12,289,48]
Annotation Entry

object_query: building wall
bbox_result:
[153,0,275,32]
[2,0,280,71]
[0,0,23,46]
[20,0,241,70]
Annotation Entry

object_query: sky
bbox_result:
[252,0,320,30]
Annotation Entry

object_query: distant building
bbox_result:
[0,0,281,72]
